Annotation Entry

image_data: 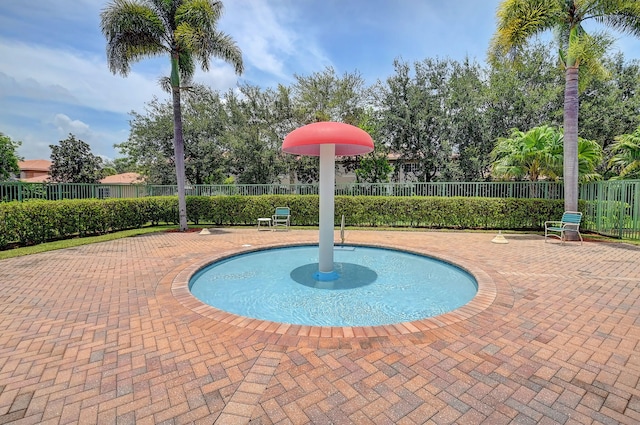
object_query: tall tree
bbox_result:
[287,67,369,183]
[486,41,564,144]
[490,0,640,215]
[101,0,243,231]
[50,134,103,183]
[224,85,286,184]
[354,109,393,183]
[292,66,367,125]
[447,58,492,181]
[0,133,22,181]
[378,58,453,182]
[579,53,640,176]
[118,86,229,185]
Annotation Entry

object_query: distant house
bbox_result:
[18,160,52,182]
[100,172,144,184]
[98,173,145,198]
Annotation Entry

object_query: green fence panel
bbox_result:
[580,180,640,240]
[3,180,640,240]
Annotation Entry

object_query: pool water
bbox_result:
[189,245,477,327]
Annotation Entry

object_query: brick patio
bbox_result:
[1,228,639,424]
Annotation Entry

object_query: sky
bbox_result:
[1,1,639,162]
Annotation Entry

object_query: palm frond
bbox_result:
[608,128,640,178]
[176,0,223,32]
[174,0,243,75]
[101,0,168,75]
[489,0,563,60]
[589,0,640,37]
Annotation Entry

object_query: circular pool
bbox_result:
[189,245,478,327]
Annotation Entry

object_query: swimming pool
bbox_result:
[189,245,478,327]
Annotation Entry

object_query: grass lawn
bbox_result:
[0,225,179,260]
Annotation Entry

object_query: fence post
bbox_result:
[620,181,626,239]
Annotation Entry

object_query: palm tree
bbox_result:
[101,0,243,230]
[490,0,640,213]
[609,126,640,179]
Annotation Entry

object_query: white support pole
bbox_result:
[318,143,335,276]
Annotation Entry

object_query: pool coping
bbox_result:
[169,242,499,347]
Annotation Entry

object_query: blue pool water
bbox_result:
[189,245,477,327]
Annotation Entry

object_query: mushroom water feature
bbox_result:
[282,122,374,281]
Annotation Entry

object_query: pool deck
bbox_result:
[1,228,639,424]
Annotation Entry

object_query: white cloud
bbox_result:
[0,39,163,114]
[221,1,333,79]
[52,114,91,137]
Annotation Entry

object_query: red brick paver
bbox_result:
[1,229,639,424]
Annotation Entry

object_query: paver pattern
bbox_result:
[1,228,639,424]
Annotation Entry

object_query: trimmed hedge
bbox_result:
[0,195,570,249]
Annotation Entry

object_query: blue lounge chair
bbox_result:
[272,207,290,230]
[544,211,583,245]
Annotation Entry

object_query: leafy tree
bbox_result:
[579,53,640,176]
[0,133,22,181]
[101,167,118,177]
[446,58,492,181]
[285,67,371,183]
[117,97,176,184]
[354,152,393,183]
[354,110,393,183]
[378,58,453,182]
[103,157,139,174]
[101,0,243,231]
[50,134,103,183]
[575,136,603,183]
[609,125,640,179]
[292,66,367,124]
[118,86,229,185]
[223,84,287,184]
[490,0,640,215]
[182,86,229,184]
[485,41,564,143]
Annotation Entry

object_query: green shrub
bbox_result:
[0,195,568,249]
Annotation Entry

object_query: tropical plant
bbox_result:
[490,0,640,213]
[609,126,640,179]
[576,137,604,182]
[101,0,243,230]
[491,125,563,182]
[491,125,602,183]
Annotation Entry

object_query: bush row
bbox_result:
[0,195,569,249]
[0,198,175,248]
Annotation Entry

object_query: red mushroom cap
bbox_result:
[282,122,374,156]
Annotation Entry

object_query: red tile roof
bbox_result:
[18,159,52,172]
[100,172,144,184]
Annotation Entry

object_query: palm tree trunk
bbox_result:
[563,67,579,212]
[172,86,188,231]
